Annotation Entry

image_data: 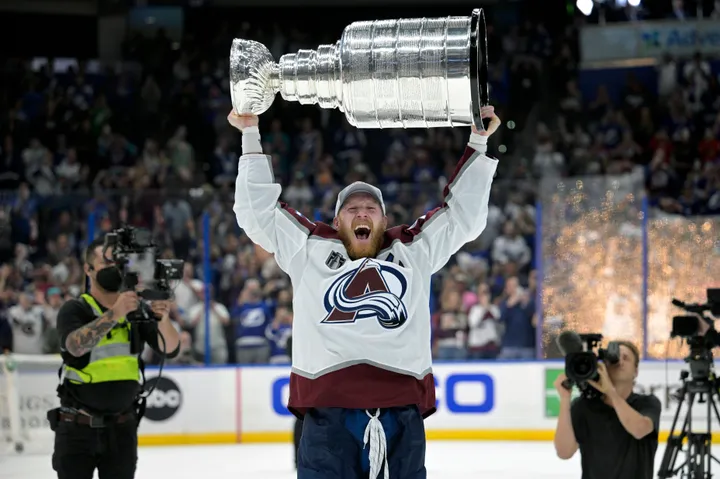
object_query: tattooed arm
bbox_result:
[64,309,118,357]
[57,292,138,358]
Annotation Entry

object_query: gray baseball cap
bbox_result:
[334,181,386,217]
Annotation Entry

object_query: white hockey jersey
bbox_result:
[234,133,498,418]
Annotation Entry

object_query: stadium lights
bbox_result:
[577,0,641,16]
[577,0,593,15]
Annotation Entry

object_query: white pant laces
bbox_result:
[363,409,389,479]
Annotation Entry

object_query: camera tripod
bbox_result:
[658,369,720,479]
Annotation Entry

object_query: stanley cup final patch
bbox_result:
[325,251,346,270]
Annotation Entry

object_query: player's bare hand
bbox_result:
[472,105,501,137]
[228,111,259,131]
[553,372,572,400]
[111,291,139,318]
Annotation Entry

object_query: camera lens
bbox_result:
[570,355,597,381]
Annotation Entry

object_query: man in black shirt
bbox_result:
[553,341,661,479]
[51,236,181,479]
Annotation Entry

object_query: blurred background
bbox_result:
[1,0,720,367]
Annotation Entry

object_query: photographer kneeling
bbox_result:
[553,341,661,479]
[50,236,181,479]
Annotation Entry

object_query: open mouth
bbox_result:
[354,225,371,240]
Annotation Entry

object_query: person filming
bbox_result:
[553,341,661,479]
[50,235,181,479]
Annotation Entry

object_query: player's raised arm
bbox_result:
[230,111,315,275]
[406,106,501,274]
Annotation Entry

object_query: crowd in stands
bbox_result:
[1,3,719,364]
[542,50,720,216]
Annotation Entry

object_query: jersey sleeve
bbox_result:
[405,135,499,274]
[233,152,315,276]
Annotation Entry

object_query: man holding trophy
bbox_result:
[229,9,500,479]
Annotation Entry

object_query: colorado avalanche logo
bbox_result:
[321,259,408,329]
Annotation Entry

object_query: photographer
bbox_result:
[553,341,661,479]
[50,235,181,479]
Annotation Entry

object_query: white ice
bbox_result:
[2,440,669,479]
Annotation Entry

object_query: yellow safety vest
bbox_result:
[62,294,141,385]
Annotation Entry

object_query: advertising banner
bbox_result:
[0,370,58,449]
[239,363,550,441]
[137,368,238,444]
[7,360,716,447]
[581,20,720,63]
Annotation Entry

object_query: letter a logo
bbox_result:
[321,259,408,329]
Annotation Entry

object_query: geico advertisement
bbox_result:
[240,364,528,432]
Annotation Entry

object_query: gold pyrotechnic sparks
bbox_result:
[646,217,720,358]
[539,175,720,359]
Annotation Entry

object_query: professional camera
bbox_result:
[99,226,183,420]
[669,288,720,355]
[103,226,184,321]
[557,332,620,399]
[658,289,720,478]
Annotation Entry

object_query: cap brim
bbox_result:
[338,190,383,215]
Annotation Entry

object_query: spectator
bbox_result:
[491,222,532,271]
[266,305,293,364]
[432,290,468,360]
[497,277,535,360]
[174,265,203,321]
[657,53,678,99]
[6,292,47,354]
[232,279,274,364]
[41,287,63,353]
[187,285,230,364]
[466,284,502,359]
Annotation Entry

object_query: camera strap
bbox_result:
[135,354,147,427]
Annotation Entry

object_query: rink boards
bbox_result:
[5,360,720,446]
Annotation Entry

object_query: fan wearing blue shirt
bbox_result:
[232,279,274,364]
[266,305,293,364]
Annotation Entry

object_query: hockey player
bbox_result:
[229,106,501,479]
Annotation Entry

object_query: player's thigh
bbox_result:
[52,424,98,479]
[388,407,427,479]
[97,424,138,479]
[297,408,362,479]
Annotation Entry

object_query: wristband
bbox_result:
[241,126,262,155]
[469,132,488,151]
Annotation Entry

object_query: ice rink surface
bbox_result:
[1,440,677,479]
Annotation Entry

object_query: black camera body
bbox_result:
[670,288,720,380]
[103,226,184,322]
[657,289,720,479]
[671,288,720,337]
[564,333,621,400]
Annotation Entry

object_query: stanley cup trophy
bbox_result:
[229,9,490,130]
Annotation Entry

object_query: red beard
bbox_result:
[337,222,386,260]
